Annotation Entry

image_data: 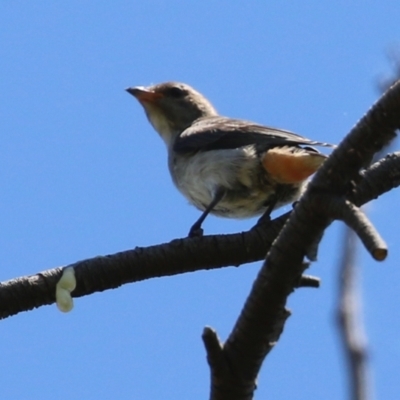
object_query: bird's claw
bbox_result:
[188,225,204,238]
[253,212,272,229]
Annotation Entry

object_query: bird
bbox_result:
[126,81,332,237]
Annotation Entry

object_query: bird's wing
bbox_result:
[173,116,333,154]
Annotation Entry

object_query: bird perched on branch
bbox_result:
[126,81,332,237]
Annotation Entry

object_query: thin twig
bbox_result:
[336,227,372,400]
[317,196,387,261]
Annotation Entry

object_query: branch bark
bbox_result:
[0,152,400,320]
[204,81,400,399]
[337,227,371,400]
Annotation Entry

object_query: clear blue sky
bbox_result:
[1,1,400,399]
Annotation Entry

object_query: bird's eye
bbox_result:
[166,87,185,98]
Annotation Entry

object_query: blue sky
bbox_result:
[1,1,400,399]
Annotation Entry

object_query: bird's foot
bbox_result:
[251,213,272,231]
[188,224,204,238]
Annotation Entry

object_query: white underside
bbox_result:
[169,145,294,218]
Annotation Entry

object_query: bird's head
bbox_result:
[126,82,218,146]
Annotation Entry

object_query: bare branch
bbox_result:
[320,196,387,261]
[1,151,400,320]
[351,151,400,205]
[336,227,372,400]
[296,273,320,288]
[206,81,400,399]
[202,327,256,400]
[0,218,289,319]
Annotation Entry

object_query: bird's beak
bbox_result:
[125,86,163,103]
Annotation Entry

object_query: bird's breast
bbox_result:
[167,146,300,218]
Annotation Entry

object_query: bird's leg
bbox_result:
[253,194,278,228]
[188,188,225,237]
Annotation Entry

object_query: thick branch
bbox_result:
[0,217,288,319]
[1,152,400,320]
[205,81,400,399]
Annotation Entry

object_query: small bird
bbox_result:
[126,82,332,237]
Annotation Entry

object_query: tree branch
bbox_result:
[336,227,371,400]
[205,80,400,399]
[1,152,400,320]
[321,196,387,261]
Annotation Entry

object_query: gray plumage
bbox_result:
[127,81,332,234]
